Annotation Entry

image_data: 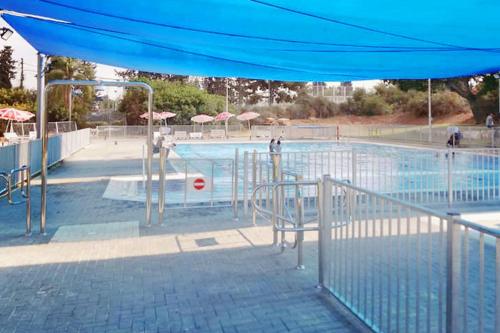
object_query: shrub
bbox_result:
[338,88,391,116]
[374,84,409,111]
[405,89,471,117]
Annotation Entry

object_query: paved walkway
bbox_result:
[0,140,360,333]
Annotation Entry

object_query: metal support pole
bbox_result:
[38,54,47,234]
[271,153,281,245]
[36,53,46,140]
[428,78,432,142]
[40,80,154,232]
[496,238,500,333]
[296,175,305,270]
[243,151,249,217]
[233,148,239,221]
[252,150,257,226]
[25,167,31,236]
[318,175,333,288]
[158,147,169,225]
[447,150,453,208]
[351,151,357,185]
[145,89,154,227]
[446,212,461,333]
[68,85,73,123]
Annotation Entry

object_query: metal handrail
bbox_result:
[251,181,318,224]
[329,177,500,239]
[0,165,31,235]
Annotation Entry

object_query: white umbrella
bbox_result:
[236,111,260,129]
[159,111,176,126]
[215,111,234,137]
[0,108,35,134]
[139,111,162,121]
[191,114,214,133]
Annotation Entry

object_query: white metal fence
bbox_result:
[95,125,243,138]
[0,128,91,181]
[318,176,500,333]
[9,121,77,136]
[251,125,338,140]
[241,147,500,213]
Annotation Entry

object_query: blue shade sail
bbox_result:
[2,0,500,81]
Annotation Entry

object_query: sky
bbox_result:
[1,17,380,96]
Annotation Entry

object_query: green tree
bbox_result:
[0,88,36,111]
[118,78,231,125]
[117,69,188,83]
[45,57,96,126]
[0,46,16,89]
[386,76,498,122]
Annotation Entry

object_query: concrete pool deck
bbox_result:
[1,138,500,332]
[0,139,362,333]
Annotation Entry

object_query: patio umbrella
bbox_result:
[159,111,176,126]
[191,114,214,133]
[139,111,162,121]
[215,111,234,137]
[0,108,35,134]
[236,111,260,130]
[278,118,290,125]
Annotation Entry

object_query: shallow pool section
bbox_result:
[170,142,500,207]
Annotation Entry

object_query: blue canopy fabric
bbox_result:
[2,0,500,81]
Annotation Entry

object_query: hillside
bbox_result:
[289,110,475,126]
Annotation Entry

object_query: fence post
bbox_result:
[496,238,500,333]
[296,175,305,270]
[446,212,461,333]
[447,150,453,207]
[351,150,357,186]
[271,153,281,246]
[243,151,249,217]
[25,167,31,236]
[233,148,239,221]
[158,147,169,225]
[252,150,257,225]
[318,174,332,289]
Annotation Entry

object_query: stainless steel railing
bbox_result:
[0,165,31,235]
[317,175,500,333]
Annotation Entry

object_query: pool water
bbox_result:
[174,141,351,159]
[165,142,500,206]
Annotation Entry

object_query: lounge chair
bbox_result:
[3,132,19,144]
[252,129,272,139]
[210,129,226,139]
[159,127,171,136]
[174,131,188,140]
[189,132,203,139]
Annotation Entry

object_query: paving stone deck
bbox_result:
[0,139,360,333]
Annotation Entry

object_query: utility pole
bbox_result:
[268,80,272,106]
[68,85,73,123]
[225,78,229,113]
[19,58,24,89]
[428,79,432,142]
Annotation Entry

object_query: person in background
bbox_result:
[486,113,495,128]
[446,127,462,148]
[269,138,276,154]
[486,113,496,147]
[275,137,282,154]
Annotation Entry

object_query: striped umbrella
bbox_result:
[236,111,260,129]
[159,111,176,126]
[0,108,35,134]
[215,111,234,137]
[191,114,214,132]
[139,111,162,120]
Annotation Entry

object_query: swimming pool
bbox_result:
[166,141,500,207]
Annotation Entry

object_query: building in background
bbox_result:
[309,82,354,104]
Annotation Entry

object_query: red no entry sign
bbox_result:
[193,178,205,190]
